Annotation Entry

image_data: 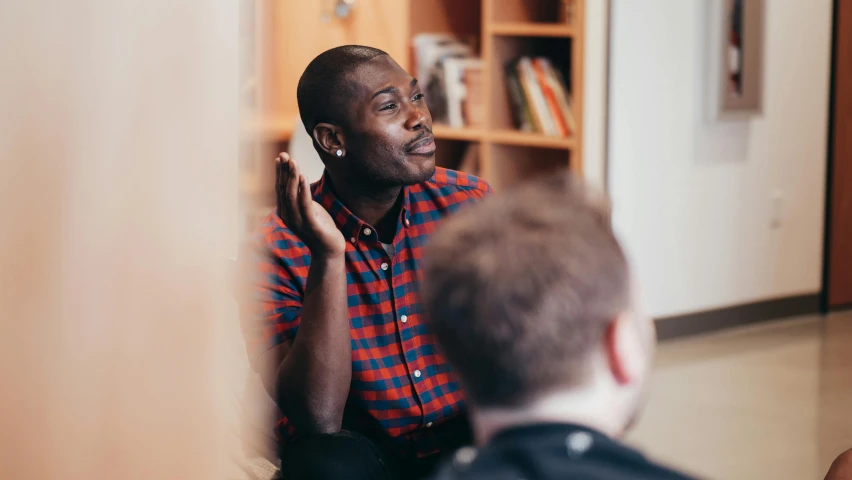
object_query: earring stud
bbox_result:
[336,149,343,157]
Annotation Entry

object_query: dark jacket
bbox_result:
[431,423,698,480]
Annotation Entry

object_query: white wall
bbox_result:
[607,0,833,317]
[582,0,610,190]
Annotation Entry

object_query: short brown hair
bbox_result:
[421,172,631,408]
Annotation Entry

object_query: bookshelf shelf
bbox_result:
[432,124,486,141]
[487,22,576,38]
[489,130,576,150]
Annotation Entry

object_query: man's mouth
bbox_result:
[406,134,436,154]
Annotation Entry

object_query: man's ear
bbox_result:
[603,313,645,386]
[313,123,346,157]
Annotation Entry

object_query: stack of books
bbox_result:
[412,34,483,128]
[505,57,576,137]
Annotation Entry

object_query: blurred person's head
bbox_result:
[421,172,656,443]
[297,45,435,188]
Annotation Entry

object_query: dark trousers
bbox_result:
[278,417,471,480]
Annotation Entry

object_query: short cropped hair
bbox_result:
[296,45,388,135]
[421,172,631,408]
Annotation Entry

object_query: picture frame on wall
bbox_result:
[706,0,766,120]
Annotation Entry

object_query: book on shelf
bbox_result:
[504,61,534,132]
[442,57,484,128]
[506,56,576,137]
[517,57,556,136]
[532,58,569,137]
[411,34,482,129]
[542,58,577,135]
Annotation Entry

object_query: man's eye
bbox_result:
[380,103,397,111]
[413,93,425,101]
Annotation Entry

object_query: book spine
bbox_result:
[505,61,533,132]
[444,60,464,128]
[533,58,569,137]
[539,58,575,135]
[550,64,576,133]
[518,57,556,135]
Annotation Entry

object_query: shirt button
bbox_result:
[363,227,372,236]
[426,422,433,428]
[349,237,356,244]
[414,370,422,378]
[381,262,389,271]
[400,315,408,323]
[404,218,410,226]
[566,431,594,458]
[453,446,477,468]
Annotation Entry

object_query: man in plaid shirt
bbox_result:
[241,45,490,479]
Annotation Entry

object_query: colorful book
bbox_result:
[518,57,557,135]
[532,58,569,137]
[538,57,576,136]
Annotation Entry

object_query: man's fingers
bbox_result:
[284,156,302,228]
[298,174,315,227]
[275,158,284,219]
[275,154,290,220]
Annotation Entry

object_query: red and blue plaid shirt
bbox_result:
[242,167,490,458]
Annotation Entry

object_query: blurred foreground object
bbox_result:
[826,449,852,480]
[0,1,251,479]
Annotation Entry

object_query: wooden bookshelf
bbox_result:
[487,22,576,38]
[481,0,585,188]
[489,129,576,150]
[432,124,486,142]
[242,0,586,194]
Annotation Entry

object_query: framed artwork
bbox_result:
[707,0,766,120]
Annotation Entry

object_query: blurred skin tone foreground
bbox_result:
[0,1,244,479]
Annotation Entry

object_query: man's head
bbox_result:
[297,45,435,187]
[422,173,656,437]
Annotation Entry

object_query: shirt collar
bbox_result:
[312,170,411,244]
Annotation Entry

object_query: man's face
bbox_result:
[340,55,436,187]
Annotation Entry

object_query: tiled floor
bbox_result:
[628,312,852,480]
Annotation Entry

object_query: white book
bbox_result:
[442,57,483,128]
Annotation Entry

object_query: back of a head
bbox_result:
[422,172,631,408]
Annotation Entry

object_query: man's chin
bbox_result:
[402,157,436,185]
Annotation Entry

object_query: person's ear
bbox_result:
[603,312,646,386]
[313,123,346,158]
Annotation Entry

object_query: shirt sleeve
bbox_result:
[479,179,494,198]
[238,236,304,370]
